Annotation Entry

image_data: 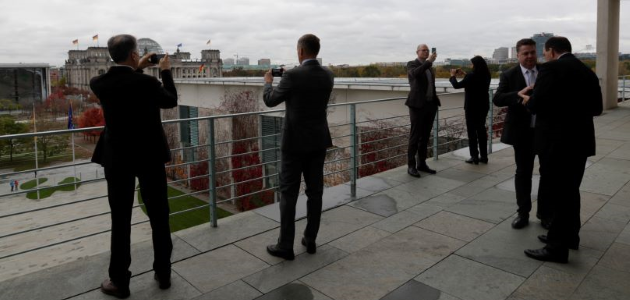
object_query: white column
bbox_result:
[596,0,620,109]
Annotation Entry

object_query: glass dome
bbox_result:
[137,38,164,55]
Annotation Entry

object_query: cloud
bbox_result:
[0,0,627,67]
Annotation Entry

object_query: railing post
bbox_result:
[207,118,218,228]
[488,88,494,154]
[623,75,627,102]
[350,104,357,198]
[433,109,439,161]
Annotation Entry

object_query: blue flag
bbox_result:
[177,43,183,47]
[67,103,74,129]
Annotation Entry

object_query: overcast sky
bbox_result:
[1,0,628,67]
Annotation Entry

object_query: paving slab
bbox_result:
[415,255,524,300]
[380,280,461,300]
[616,223,630,246]
[172,245,268,293]
[328,226,391,253]
[578,216,627,252]
[449,172,513,198]
[580,158,630,196]
[350,194,401,217]
[609,181,630,207]
[346,176,402,193]
[423,193,467,209]
[373,210,440,234]
[235,206,382,265]
[415,211,495,242]
[455,218,546,278]
[432,168,487,184]
[191,280,261,300]
[301,227,465,300]
[364,187,433,211]
[175,211,279,252]
[243,245,347,293]
[394,176,466,200]
[509,266,581,300]
[66,271,201,300]
[255,281,333,300]
[543,246,603,279]
[445,187,517,224]
[579,192,609,225]
[593,202,630,224]
[570,265,630,300]
[596,242,630,273]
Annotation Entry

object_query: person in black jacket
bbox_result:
[405,44,441,177]
[493,38,552,230]
[263,34,334,260]
[90,34,178,298]
[521,36,602,263]
[449,56,491,164]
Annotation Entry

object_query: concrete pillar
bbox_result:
[596,0,620,109]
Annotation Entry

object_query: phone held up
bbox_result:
[271,68,284,77]
[149,54,166,64]
[431,47,436,54]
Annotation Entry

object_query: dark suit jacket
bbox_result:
[492,64,540,145]
[90,67,178,167]
[449,72,491,112]
[526,53,602,156]
[263,60,334,153]
[406,59,441,109]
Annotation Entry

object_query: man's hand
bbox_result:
[450,69,457,77]
[264,70,273,84]
[158,53,171,71]
[518,86,533,105]
[428,52,437,63]
[138,52,156,70]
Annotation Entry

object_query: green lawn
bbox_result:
[138,186,233,233]
[24,177,80,199]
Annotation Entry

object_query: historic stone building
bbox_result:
[64,38,222,90]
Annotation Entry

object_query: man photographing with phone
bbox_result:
[90,34,177,298]
[263,34,334,260]
[405,44,441,177]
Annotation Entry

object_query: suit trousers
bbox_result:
[545,150,586,251]
[512,129,551,218]
[465,109,488,159]
[408,104,438,168]
[278,149,327,250]
[104,162,173,287]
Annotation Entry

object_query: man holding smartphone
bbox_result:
[405,44,441,177]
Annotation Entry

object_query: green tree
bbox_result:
[361,65,381,77]
[0,115,29,161]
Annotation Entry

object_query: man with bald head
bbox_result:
[406,44,441,177]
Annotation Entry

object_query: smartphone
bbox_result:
[149,54,166,64]
[271,68,284,77]
[431,47,436,54]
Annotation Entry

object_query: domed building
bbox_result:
[64,37,223,90]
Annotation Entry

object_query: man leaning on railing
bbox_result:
[90,34,178,298]
[262,34,334,261]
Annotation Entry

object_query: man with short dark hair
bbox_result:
[521,36,602,263]
[91,34,177,298]
[263,34,334,260]
[493,38,552,230]
[406,44,441,177]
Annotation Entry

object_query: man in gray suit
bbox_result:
[263,34,335,260]
[406,44,441,177]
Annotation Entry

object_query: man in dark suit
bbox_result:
[522,36,602,263]
[406,44,441,177]
[263,34,334,260]
[493,38,552,230]
[90,34,178,298]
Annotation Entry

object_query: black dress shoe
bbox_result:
[417,164,437,174]
[101,279,130,299]
[479,157,488,164]
[266,244,295,260]
[465,157,479,165]
[301,237,316,254]
[537,235,579,250]
[511,215,529,229]
[524,248,568,263]
[154,273,171,290]
[407,167,421,178]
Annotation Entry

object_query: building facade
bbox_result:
[532,32,554,61]
[258,59,271,66]
[492,47,509,60]
[64,38,222,90]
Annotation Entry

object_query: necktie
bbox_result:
[527,69,536,128]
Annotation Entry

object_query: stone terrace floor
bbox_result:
[2,103,630,300]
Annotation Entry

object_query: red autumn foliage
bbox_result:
[78,108,105,139]
[358,127,406,178]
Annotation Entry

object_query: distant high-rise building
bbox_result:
[237,57,249,65]
[511,47,517,59]
[223,58,235,65]
[492,47,509,60]
[532,32,554,61]
[258,58,271,66]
